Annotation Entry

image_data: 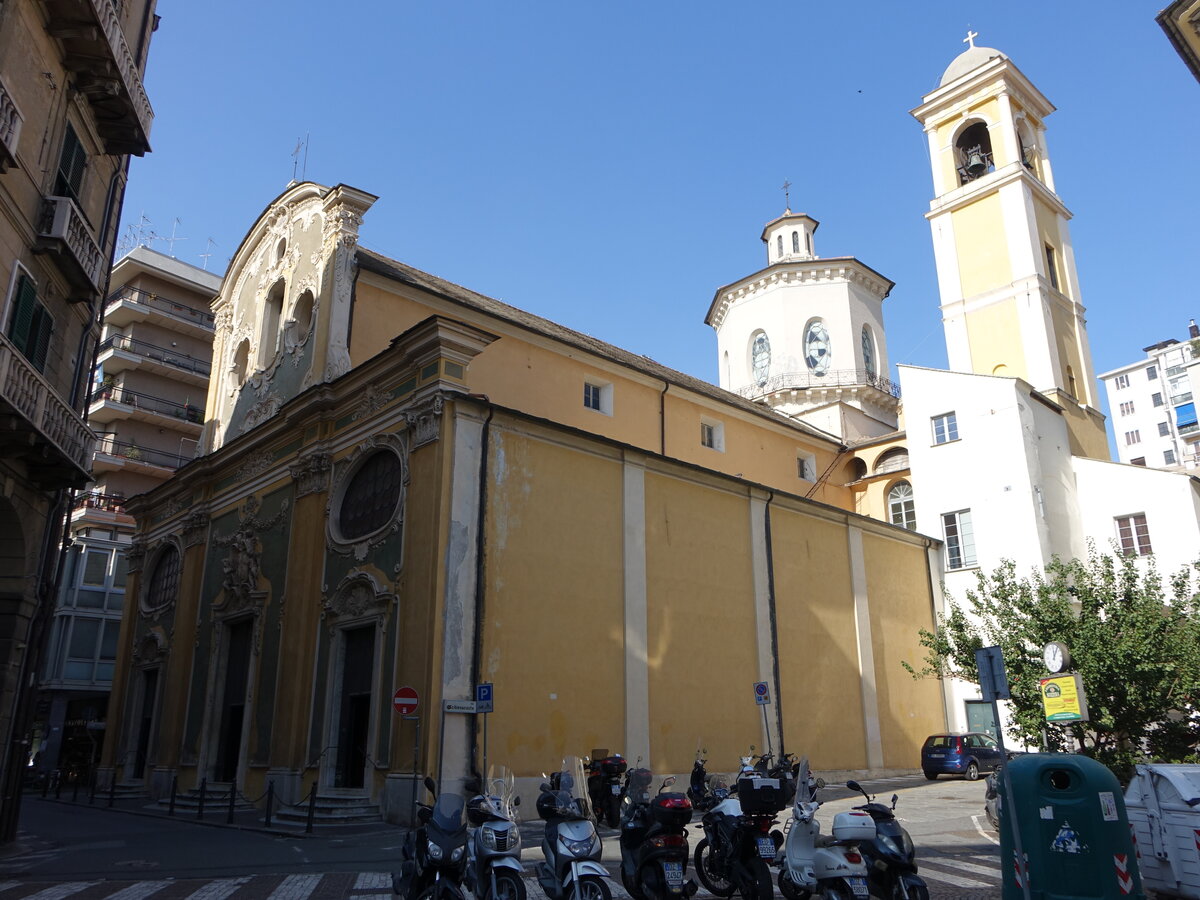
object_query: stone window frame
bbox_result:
[326,433,409,561]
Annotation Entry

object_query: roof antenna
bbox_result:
[161,217,186,257]
[291,137,303,182]
[302,131,309,181]
[199,237,217,271]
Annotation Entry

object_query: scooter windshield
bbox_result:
[430,791,466,834]
[627,767,654,806]
[484,765,517,820]
[552,755,592,821]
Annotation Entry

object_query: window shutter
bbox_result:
[30,303,54,372]
[55,124,86,200]
[7,273,37,351]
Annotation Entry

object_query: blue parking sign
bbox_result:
[475,682,494,713]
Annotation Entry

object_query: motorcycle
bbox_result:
[619,770,698,900]
[394,776,470,900]
[694,764,786,900]
[536,756,612,900]
[776,760,874,900]
[687,752,731,813]
[983,767,1001,830]
[751,750,799,809]
[465,766,526,900]
[845,780,929,900]
[586,749,628,828]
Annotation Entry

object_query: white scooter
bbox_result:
[776,759,875,900]
[535,756,612,900]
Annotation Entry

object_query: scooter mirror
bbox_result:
[845,780,861,792]
[661,776,677,789]
[424,776,437,796]
[539,783,551,792]
[514,796,521,807]
[891,793,899,808]
[814,778,826,789]
[418,806,433,824]
[465,776,482,794]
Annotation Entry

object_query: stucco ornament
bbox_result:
[351,383,391,422]
[289,451,332,498]
[182,510,210,548]
[133,627,169,664]
[125,538,146,575]
[403,395,444,448]
[321,201,363,382]
[241,395,283,434]
[213,495,290,613]
[234,449,275,482]
[322,571,392,625]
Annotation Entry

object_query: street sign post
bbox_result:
[475,683,493,713]
[443,699,477,713]
[752,681,773,760]
[393,686,419,716]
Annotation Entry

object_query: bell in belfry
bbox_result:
[965,146,987,177]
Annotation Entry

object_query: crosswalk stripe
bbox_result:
[928,856,1000,877]
[105,881,174,900]
[183,877,252,900]
[919,867,991,889]
[267,874,322,900]
[354,873,392,890]
[24,884,99,900]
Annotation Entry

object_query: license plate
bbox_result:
[611,784,621,795]
[756,837,776,859]
[847,877,868,898]
[664,861,684,892]
[928,752,944,758]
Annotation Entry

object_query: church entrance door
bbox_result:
[133,668,159,777]
[215,619,253,783]
[334,625,375,790]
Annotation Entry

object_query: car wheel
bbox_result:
[922,770,937,781]
[964,761,980,781]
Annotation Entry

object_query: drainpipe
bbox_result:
[658,382,669,456]
[763,492,785,758]
[469,404,494,780]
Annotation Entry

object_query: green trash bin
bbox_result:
[1000,753,1145,899]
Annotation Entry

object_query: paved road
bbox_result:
[0,774,1002,898]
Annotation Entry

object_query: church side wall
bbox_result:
[951,193,1013,299]
[962,295,1027,378]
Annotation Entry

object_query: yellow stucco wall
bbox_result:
[862,533,943,769]
[643,472,760,774]
[479,427,626,774]
[964,296,1028,381]
[952,193,1012,299]
[934,96,1003,188]
[771,508,867,769]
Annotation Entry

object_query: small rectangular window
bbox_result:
[1115,513,1152,556]
[1124,430,1141,445]
[81,550,109,586]
[699,418,724,452]
[1152,392,1164,407]
[1158,421,1170,437]
[1045,245,1060,291]
[54,122,86,203]
[1115,374,1130,390]
[583,383,602,411]
[582,379,611,415]
[1119,401,1135,416]
[797,452,816,481]
[1164,449,1177,465]
[942,509,977,570]
[5,272,54,372]
[931,412,959,445]
[1146,365,1158,380]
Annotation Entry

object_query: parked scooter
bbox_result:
[394,776,470,900]
[694,764,787,900]
[537,756,612,900]
[619,770,698,900]
[688,752,731,813]
[776,760,875,900]
[587,750,628,828]
[983,767,1001,830]
[845,780,929,900]
[465,766,526,900]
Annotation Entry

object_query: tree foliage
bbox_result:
[905,547,1200,779]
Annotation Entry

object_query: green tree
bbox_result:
[905,548,1200,779]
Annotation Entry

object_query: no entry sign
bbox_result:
[393,686,419,716]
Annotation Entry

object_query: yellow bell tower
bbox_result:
[911,34,1108,459]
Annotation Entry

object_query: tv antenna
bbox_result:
[291,134,310,182]
[160,217,187,256]
[199,237,218,271]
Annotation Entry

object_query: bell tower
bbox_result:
[911,34,1108,459]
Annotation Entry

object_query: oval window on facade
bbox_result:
[804,320,831,376]
[144,544,181,611]
[338,450,404,542]
[751,331,771,385]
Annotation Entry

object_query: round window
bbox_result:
[144,544,181,611]
[339,450,404,541]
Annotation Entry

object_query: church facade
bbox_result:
[98,182,944,822]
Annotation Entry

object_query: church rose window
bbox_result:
[145,545,181,611]
[339,450,404,541]
[804,320,831,376]
[751,332,771,385]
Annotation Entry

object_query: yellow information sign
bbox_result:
[1041,673,1088,722]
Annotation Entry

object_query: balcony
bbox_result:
[104,286,215,340]
[34,196,105,299]
[0,74,23,173]
[44,0,153,155]
[92,436,190,475]
[738,368,902,401]
[0,332,94,488]
[70,490,134,528]
[96,334,211,387]
[88,385,204,433]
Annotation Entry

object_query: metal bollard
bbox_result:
[227,785,235,824]
[197,777,207,820]
[265,781,274,829]
[305,783,317,834]
[169,775,177,817]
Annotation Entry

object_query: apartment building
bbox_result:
[1100,320,1200,472]
[0,0,158,839]
[33,247,219,782]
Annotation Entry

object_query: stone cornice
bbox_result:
[911,56,1055,123]
[706,257,894,329]
[924,162,1071,220]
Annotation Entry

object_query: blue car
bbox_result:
[921,732,1005,781]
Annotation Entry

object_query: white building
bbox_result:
[1099,323,1200,471]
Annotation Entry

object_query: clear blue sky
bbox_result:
[120,1,1198,448]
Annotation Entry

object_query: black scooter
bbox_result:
[394,776,470,900]
[619,772,697,900]
[687,754,730,813]
[845,780,929,900]
[587,750,628,828]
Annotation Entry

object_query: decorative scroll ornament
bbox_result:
[352,383,391,422]
[234,448,275,482]
[289,451,332,498]
[133,627,169,664]
[241,395,283,434]
[125,539,147,575]
[213,496,290,613]
[182,511,210,548]
[403,395,445,448]
[322,571,392,624]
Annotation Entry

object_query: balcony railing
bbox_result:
[0,74,22,173]
[738,368,902,401]
[98,334,211,377]
[47,0,153,154]
[35,196,105,297]
[93,436,189,471]
[106,286,215,329]
[73,491,128,515]
[0,332,94,484]
[89,385,204,422]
